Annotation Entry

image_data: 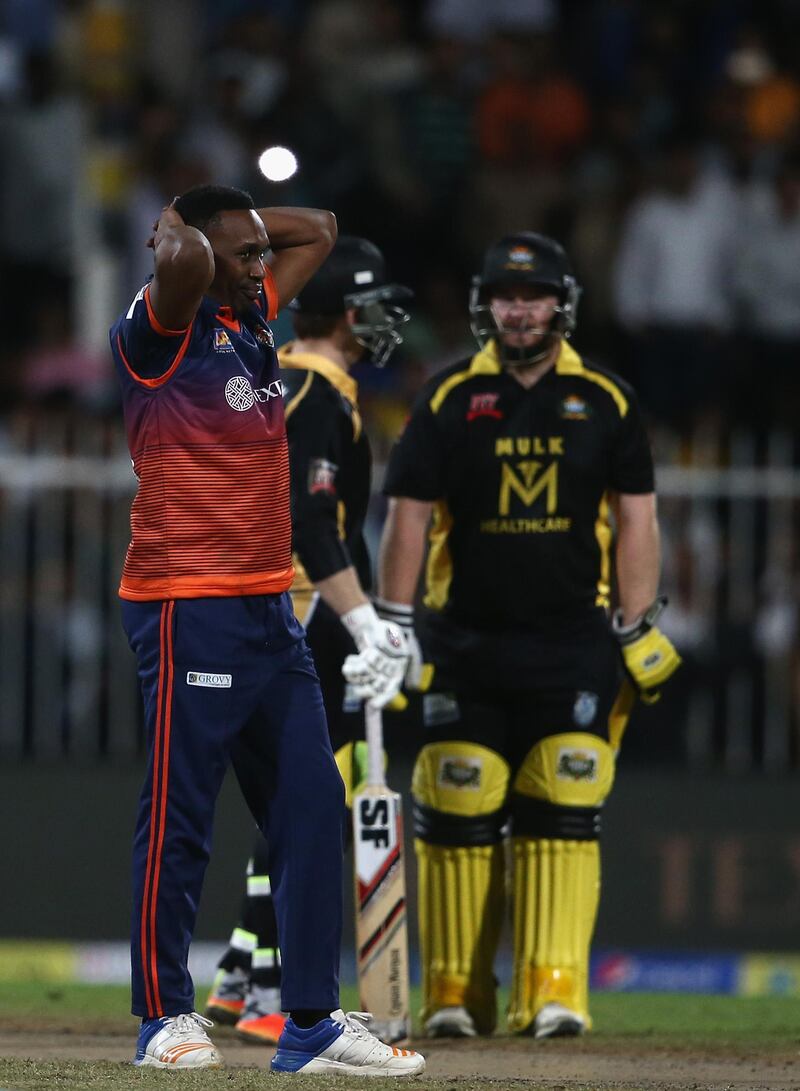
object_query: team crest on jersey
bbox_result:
[438,755,482,790]
[560,394,590,420]
[504,245,535,271]
[254,325,275,347]
[557,746,599,782]
[214,328,235,352]
[308,457,338,496]
[467,392,503,421]
[573,690,599,727]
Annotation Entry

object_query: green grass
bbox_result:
[593,990,800,1044]
[1,982,800,1045]
[0,983,133,1027]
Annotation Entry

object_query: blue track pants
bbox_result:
[122,593,345,1018]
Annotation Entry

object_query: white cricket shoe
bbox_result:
[133,1011,223,1067]
[425,1005,477,1038]
[532,1002,586,1040]
[271,1009,425,1076]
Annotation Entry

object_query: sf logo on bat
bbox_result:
[357,798,393,849]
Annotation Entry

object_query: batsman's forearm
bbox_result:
[257,207,337,251]
[378,498,431,606]
[315,566,369,617]
[615,507,660,625]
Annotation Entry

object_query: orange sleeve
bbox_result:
[144,284,189,336]
[262,265,279,321]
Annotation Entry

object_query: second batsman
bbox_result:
[377,232,681,1039]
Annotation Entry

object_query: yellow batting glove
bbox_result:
[417,662,435,692]
[613,597,682,704]
[385,664,434,712]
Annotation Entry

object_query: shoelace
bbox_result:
[340,1011,375,1040]
[168,1012,214,1037]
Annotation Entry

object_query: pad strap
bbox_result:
[510,794,601,840]
[413,800,506,846]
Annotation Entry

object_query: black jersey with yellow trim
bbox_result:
[383,339,654,630]
[279,343,372,598]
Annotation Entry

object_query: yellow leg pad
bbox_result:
[508,837,600,1033]
[416,838,505,1035]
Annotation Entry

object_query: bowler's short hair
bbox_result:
[174,185,255,232]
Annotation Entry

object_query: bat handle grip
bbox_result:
[365,701,385,787]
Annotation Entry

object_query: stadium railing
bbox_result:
[0,413,797,769]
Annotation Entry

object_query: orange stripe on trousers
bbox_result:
[140,602,169,1017]
[148,601,175,1016]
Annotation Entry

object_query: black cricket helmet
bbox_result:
[291,236,412,366]
[469,232,581,366]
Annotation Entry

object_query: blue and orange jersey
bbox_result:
[109,269,294,601]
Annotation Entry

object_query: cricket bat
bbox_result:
[352,701,411,1044]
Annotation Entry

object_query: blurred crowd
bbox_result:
[1,1,800,766]
[1,0,800,450]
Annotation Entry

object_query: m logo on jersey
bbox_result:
[308,457,338,496]
[498,460,558,515]
[214,329,235,352]
[467,392,502,421]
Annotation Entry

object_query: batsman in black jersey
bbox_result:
[377,233,681,1040]
[206,237,413,1043]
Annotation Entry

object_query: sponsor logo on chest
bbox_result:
[467,391,503,421]
[224,376,286,411]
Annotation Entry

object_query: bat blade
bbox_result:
[352,782,411,1044]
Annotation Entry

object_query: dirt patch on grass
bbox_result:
[0,1027,799,1090]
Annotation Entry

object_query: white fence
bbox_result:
[0,413,798,769]
[0,414,139,760]
[655,431,799,774]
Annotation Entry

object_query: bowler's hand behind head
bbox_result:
[147,201,186,251]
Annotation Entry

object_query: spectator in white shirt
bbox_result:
[613,134,739,430]
[733,153,800,429]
